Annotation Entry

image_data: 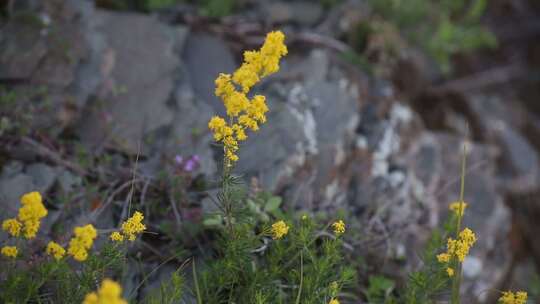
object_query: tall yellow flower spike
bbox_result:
[208,31,287,166]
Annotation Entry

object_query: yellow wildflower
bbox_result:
[451,228,477,262]
[515,292,528,304]
[1,245,18,258]
[83,279,127,304]
[437,227,477,273]
[68,224,97,262]
[436,253,450,263]
[446,267,454,277]
[208,31,287,165]
[449,201,467,217]
[20,191,42,206]
[215,73,235,98]
[498,291,527,304]
[46,241,66,260]
[238,115,259,131]
[110,231,124,242]
[2,218,22,237]
[121,211,146,241]
[332,220,346,236]
[17,191,48,239]
[499,291,515,304]
[271,220,289,240]
[329,298,340,304]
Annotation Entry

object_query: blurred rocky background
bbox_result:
[1,0,540,302]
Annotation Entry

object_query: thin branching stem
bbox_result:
[451,141,468,304]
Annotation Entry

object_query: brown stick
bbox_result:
[21,136,87,176]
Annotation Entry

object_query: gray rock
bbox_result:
[77,10,187,153]
[57,169,82,193]
[182,32,236,115]
[0,172,34,215]
[497,125,539,193]
[26,163,59,193]
[467,94,539,193]
[167,79,217,177]
[234,50,362,210]
[264,1,323,26]
[0,21,47,79]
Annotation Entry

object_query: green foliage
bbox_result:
[144,267,185,304]
[97,0,236,17]
[403,216,457,304]
[366,275,397,303]
[198,0,236,18]
[195,175,356,303]
[144,0,178,10]
[0,243,125,303]
[368,0,497,73]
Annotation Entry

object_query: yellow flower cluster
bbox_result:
[1,245,18,258]
[46,241,66,260]
[332,220,346,236]
[2,218,22,237]
[109,211,146,242]
[2,191,48,239]
[68,224,97,262]
[271,220,289,240]
[449,201,467,217]
[110,231,124,242]
[83,279,127,304]
[437,227,477,276]
[329,298,340,304]
[208,31,287,165]
[498,291,527,304]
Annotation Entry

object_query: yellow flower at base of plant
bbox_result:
[208,31,287,165]
[498,291,527,304]
[446,267,454,277]
[46,241,66,260]
[110,231,124,242]
[2,218,22,237]
[121,211,146,241]
[1,246,18,258]
[449,201,468,217]
[332,220,346,236]
[17,191,48,239]
[271,220,289,240]
[83,279,127,304]
[68,224,97,262]
[329,298,340,304]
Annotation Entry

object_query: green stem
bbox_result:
[192,259,203,304]
[451,141,468,304]
[295,252,304,304]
